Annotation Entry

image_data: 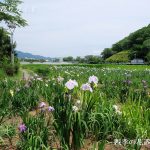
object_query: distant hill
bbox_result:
[16,51,51,60]
[102,24,150,62]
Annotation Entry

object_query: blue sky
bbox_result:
[13,0,150,57]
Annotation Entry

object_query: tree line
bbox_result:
[63,55,103,64]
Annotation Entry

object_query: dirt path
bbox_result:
[22,69,31,80]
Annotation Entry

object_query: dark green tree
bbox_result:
[0,27,16,63]
[75,56,85,63]
[85,55,102,64]
[63,56,74,62]
[101,48,114,59]
[146,51,150,63]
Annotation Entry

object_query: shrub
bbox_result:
[14,63,20,74]
[3,64,15,76]
[36,68,50,77]
[3,63,20,76]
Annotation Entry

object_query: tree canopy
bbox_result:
[0,27,16,63]
[0,0,27,27]
[0,0,27,62]
[101,48,115,59]
[63,56,74,62]
[101,24,150,61]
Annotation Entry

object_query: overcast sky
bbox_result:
[13,0,150,57]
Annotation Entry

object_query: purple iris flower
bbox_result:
[39,102,46,108]
[48,106,55,112]
[123,80,131,85]
[18,124,27,133]
[81,83,93,92]
[127,80,132,85]
[89,75,98,84]
[65,79,78,90]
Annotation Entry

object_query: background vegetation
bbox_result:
[101,24,150,63]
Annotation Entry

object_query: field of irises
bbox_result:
[0,65,150,150]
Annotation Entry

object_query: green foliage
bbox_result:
[63,56,74,62]
[35,68,50,77]
[146,51,150,63]
[0,0,27,77]
[0,0,27,27]
[0,124,16,145]
[0,69,5,79]
[84,55,102,64]
[63,55,103,64]
[101,48,115,59]
[143,39,150,49]
[74,55,103,64]
[18,113,51,149]
[102,24,150,61]
[3,64,15,76]
[0,65,150,149]
[3,62,20,76]
[0,27,20,76]
[0,28,12,62]
[106,51,130,63]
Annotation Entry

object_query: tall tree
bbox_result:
[0,0,27,65]
[0,0,27,27]
[101,48,114,59]
[0,27,16,63]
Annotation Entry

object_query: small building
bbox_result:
[131,59,144,64]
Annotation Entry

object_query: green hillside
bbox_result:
[102,24,150,62]
[106,51,129,63]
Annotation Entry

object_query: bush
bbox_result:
[3,63,20,76]
[14,63,20,74]
[36,68,50,77]
[3,64,15,76]
[146,51,150,63]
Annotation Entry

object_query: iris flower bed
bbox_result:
[0,65,149,149]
